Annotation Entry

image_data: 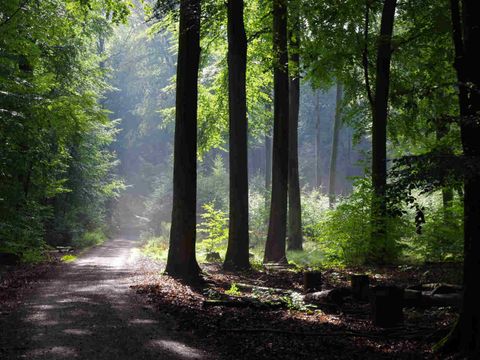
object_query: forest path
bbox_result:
[0,238,211,360]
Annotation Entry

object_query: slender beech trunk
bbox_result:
[370,0,397,263]
[441,0,480,356]
[224,0,250,270]
[287,7,302,251]
[265,132,272,210]
[264,0,289,263]
[435,123,454,221]
[328,83,343,208]
[165,0,201,280]
[315,91,322,189]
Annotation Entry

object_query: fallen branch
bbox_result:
[224,328,434,340]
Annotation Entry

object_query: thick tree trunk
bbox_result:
[165,0,201,280]
[328,83,343,208]
[287,9,302,251]
[264,0,289,264]
[224,0,250,270]
[370,0,397,263]
[315,91,322,189]
[441,0,480,356]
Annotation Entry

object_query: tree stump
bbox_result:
[351,274,370,301]
[303,271,322,293]
[403,289,423,307]
[370,285,404,327]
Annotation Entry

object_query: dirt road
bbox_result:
[0,238,211,360]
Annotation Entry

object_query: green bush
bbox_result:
[309,178,409,265]
[402,192,463,262]
[197,202,228,255]
[72,229,107,249]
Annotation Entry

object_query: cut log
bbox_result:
[235,283,292,294]
[403,289,423,307]
[55,246,74,253]
[422,292,462,308]
[203,298,284,310]
[351,274,370,301]
[304,287,351,305]
[303,271,322,292]
[370,286,404,327]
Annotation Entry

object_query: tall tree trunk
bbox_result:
[441,0,480,356]
[165,0,201,280]
[224,0,250,270]
[370,0,397,263]
[328,83,343,208]
[264,0,289,263]
[315,91,322,189]
[265,132,272,190]
[435,123,454,221]
[287,6,302,251]
[265,132,272,211]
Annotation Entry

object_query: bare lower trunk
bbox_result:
[264,0,289,264]
[287,9,302,251]
[370,0,397,264]
[441,0,480,356]
[166,0,201,280]
[315,91,322,189]
[328,83,343,208]
[224,0,250,270]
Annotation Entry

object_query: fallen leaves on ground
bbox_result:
[131,259,461,359]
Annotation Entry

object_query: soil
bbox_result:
[0,238,461,359]
[0,238,213,360]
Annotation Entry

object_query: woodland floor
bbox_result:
[0,238,462,360]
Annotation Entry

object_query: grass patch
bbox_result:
[60,254,77,263]
[72,229,106,249]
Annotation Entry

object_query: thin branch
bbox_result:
[362,1,374,111]
[247,27,270,43]
[0,0,29,28]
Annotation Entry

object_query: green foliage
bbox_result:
[0,0,127,254]
[197,202,229,254]
[225,283,241,297]
[61,254,78,263]
[141,221,171,262]
[21,247,47,264]
[142,235,169,262]
[197,156,229,211]
[72,229,107,249]
[402,192,463,262]
[309,178,406,265]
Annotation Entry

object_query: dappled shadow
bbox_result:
[0,238,215,360]
[136,267,448,360]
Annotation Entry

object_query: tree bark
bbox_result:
[287,7,302,251]
[315,91,322,189]
[265,132,272,190]
[165,0,201,280]
[224,0,250,270]
[370,0,397,263]
[435,123,454,221]
[328,83,343,208]
[264,0,289,263]
[441,0,480,356]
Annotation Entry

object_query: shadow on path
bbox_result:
[0,238,213,360]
